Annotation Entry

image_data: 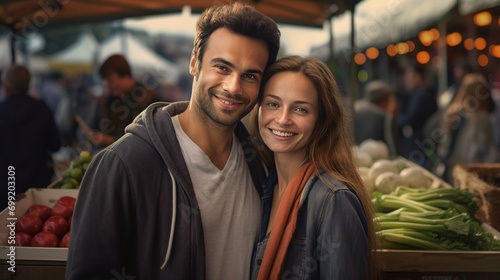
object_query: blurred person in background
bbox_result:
[437,72,497,182]
[39,71,66,114]
[83,54,160,147]
[0,65,61,208]
[438,59,473,109]
[423,60,474,172]
[354,80,397,155]
[396,63,437,167]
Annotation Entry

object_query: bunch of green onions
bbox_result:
[372,187,500,251]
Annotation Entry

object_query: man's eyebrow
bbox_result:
[210,57,263,75]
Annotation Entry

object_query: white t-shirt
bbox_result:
[172,115,261,280]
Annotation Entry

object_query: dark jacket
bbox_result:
[66,101,267,279]
[0,94,61,208]
[251,170,369,279]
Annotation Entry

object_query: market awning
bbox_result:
[0,0,357,31]
[459,0,500,15]
[336,0,457,51]
[47,31,99,73]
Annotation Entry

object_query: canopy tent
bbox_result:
[47,31,99,73]
[314,0,500,58]
[459,0,500,15]
[97,33,180,84]
[0,35,47,73]
[0,0,355,31]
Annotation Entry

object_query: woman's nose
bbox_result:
[276,109,292,126]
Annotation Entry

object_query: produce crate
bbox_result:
[0,188,78,279]
[453,164,500,232]
[380,248,500,279]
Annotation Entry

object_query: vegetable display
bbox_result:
[373,187,500,251]
[353,139,500,251]
[52,151,93,189]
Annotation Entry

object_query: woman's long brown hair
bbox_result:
[250,55,381,279]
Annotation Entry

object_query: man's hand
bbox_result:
[82,129,115,146]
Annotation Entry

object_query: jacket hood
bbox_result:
[125,101,194,195]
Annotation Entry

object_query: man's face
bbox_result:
[104,72,127,97]
[189,27,269,127]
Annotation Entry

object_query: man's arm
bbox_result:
[66,149,133,279]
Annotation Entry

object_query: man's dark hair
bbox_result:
[193,2,280,75]
[99,54,132,78]
[364,80,394,105]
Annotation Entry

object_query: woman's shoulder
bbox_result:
[301,170,356,205]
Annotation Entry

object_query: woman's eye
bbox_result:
[266,102,278,107]
[296,107,308,113]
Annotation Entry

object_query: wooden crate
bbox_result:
[453,164,500,231]
[379,249,500,279]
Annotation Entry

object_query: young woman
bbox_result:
[250,56,379,279]
[438,72,497,181]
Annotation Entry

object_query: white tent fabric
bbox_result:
[459,0,500,15]
[98,33,180,84]
[334,0,457,51]
[50,32,99,65]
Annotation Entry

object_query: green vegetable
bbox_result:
[375,209,470,235]
[373,187,500,251]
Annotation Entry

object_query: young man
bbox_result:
[84,54,160,147]
[65,3,280,279]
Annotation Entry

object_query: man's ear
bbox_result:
[189,52,197,77]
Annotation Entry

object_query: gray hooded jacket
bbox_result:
[66,102,266,279]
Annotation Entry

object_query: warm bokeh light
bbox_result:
[430,28,440,41]
[419,30,433,46]
[477,54,488,67]
[386,44,397,56]
[474,37,487,50]
[491,45,500,58]
[354,53,366,65]
[464,38,474,50]
[365,47,379,59]
[407,41,415,52]
[474,11,492,26]
[446,32,462,47]
[396,42,409,54]
[416,51,430,64]
[358,70,368,83]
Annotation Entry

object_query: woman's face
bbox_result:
[258,71,319,158]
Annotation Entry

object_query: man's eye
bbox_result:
[242,73,256,80]
[216,65,228,71]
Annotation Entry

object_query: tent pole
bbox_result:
[9,26,16,64]
[349,5,357,141]
[349,6,357,105]
[326,4,339,75]
[437,17,448,95]
[328,16,335,74]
